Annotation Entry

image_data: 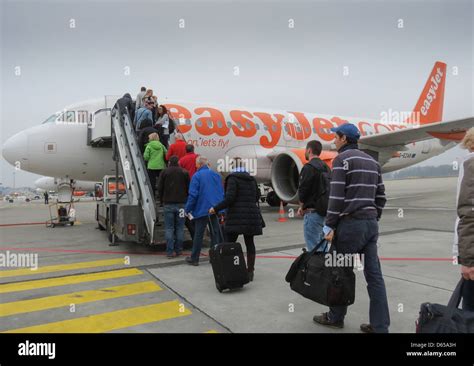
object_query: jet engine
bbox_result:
[270,149,337,204]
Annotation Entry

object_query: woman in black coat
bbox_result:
[209,159,263,281]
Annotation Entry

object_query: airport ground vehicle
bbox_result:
[46,202,76,227]
[96,175,151,244]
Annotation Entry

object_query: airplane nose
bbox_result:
[2,131,29,169]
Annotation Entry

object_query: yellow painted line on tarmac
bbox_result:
[0,281,162,317]
[0,258,127,279]
[204,330,219,333]
[4,300,192,333]
[0,268,143,294]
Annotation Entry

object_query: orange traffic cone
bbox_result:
[278,201,288,222]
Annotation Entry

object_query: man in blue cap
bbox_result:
[313,123,390,333]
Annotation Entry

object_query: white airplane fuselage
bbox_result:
[2,97,456,184]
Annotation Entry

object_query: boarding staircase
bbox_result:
[111,106,158,244]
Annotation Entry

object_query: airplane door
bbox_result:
[90,109,112,145]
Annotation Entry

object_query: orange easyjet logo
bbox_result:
[421,67,444,116]
[163,103,407,149]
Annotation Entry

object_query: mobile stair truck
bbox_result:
[96,104,160,246]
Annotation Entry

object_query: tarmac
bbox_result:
[0,177,462,333]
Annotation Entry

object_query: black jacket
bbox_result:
[298,157,330,213]
[115,93,135,122]
[157,166,190,204]
[213,172,263,236]
[138,126,159,153]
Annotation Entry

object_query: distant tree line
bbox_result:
[383,164,459,180]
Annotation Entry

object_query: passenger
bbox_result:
[179,144,199,179]
[455,127,474,310]
[115,93,135,122]
[135,86,147,113]
[297,140,331,252]
[44,191,49,205]
[134,102,153,131]
[142,89,154,105]
[166,133,187,161]
[137,119,159,153]
[152,96,159,122]
[143,133,167,197]
[209,158,263,281]
[155,105,171,149]
[178,144,198,240]
[184,156,224,266]
[313,123,390,333]
[157,155,190,258]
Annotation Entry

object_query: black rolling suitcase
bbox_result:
[208,216,249,293]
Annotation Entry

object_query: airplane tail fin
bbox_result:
[405,61,446,126]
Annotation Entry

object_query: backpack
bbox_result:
[308,158,331,216]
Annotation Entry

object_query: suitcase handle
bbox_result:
[208,214,225,245]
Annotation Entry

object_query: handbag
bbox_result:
[285,237,355,307]
[416,278,474,333]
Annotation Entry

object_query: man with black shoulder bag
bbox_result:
[313,123,390,333]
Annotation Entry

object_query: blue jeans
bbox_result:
[328,217,390,333]
[163,204,185,255]
[462,279,474,312]
[190,215,222,262]
[304,212,326,252]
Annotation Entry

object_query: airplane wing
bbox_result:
[359,117,473,149]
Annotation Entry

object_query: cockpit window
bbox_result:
[42,113,60,124]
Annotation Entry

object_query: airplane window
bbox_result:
[246,122,252,129]
[207,121,213,128]
[255,124,260,130]
[305,127,310,133]
[186,119,192,126]
[197,121,202,127]
[227,121,232,128]
[217,121,223,128]
[42,113,60,124]
[236,122,242,129]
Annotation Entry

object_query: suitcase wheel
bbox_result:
[215,282,224,293]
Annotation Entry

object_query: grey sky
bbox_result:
[1,0,473,187]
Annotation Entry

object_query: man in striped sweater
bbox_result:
[313,123,390,333]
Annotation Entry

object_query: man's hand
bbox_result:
[208,207,216,215]
[297,207,304,217]
[324,230,334,242]
[461,265,474,281]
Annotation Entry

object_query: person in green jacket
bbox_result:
[143,132,167,196]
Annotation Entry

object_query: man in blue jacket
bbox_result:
[185,156,224,266]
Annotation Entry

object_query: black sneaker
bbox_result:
[360,323,374,333]
[313,313,344,329]
[175,252,183,257]
[185,257,199,266]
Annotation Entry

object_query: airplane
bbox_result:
[34,177,98,193]
[2,61,473,206]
